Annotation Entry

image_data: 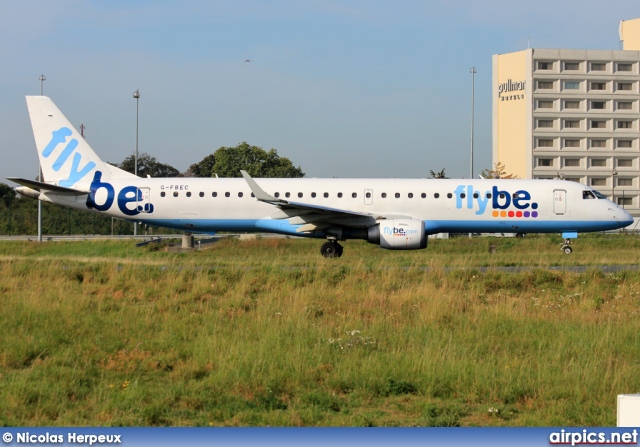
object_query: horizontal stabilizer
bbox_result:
[7,177,88,195]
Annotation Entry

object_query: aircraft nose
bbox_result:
[616,207,634,227]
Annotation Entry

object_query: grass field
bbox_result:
[0,234,639,426]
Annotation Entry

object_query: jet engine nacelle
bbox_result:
[367,218,427,250]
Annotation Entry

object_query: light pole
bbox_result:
[38,74,46,243]
[470,67,476,180]
[133,89,140,237]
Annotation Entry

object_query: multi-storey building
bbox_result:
[492,18,640,224]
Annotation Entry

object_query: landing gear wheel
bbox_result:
[321,241,343,258]
[561,238,573,254]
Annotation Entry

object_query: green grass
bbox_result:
[0,235,639,426]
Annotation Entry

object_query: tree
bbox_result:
[429,168,448,179]
[211,142,304,178]
[0,182,15,208]
[185,154,216,178]
[115,153,181,178]
[480,162,519,179]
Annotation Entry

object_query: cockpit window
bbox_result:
[583,190,596,199]
[591,189,607,199]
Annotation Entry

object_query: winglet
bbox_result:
[240,170,286,203]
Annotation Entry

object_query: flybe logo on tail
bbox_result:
[86,171,154,216]
[454,185,540,218]
[42,127,96,187]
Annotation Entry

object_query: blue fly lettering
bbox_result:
[42,127,96,187]
[454,185,538,215]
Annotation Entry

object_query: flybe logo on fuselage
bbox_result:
[86,171,154,216]
[455,185,540,218]
[42,127,96,187]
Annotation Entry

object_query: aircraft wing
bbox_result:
[241,170,380,231]
[7,177,89,195]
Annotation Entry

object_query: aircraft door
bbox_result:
[137,187,153,213]
[553,189,566,215]
[364,189,373,205]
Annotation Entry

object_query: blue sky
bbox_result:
[1,0,639,182]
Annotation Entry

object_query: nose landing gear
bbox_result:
[561,238,573,254]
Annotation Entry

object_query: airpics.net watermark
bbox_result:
[549,429,638,446]
[3,432,121,446]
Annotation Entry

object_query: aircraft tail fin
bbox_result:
[26,96,135,188]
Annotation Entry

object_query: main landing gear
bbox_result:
[561,238,573,254]
[321,241,344,258]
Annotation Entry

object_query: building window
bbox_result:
[564,139,580,148]
[591,101,606,110]
[618,159,633,167]
[591,178,607,186]
[590,120,607,129]
[537,139,554,148]
[537,61,553,70]
[564,158,580,167]
[590,159,607,167]
[591,82,606,90]
[618,178,633,186]
[617,82,633,91]
[617,197,633,206]
[564,120,580,129]
[590,139,607,148]
[537,119,553,128]
[564,81,580,90]
[617,140,633,148]
[564,62,580,70]
[537,81,554,89]
[537,158,553,167]
[617,120,633,129]
[617,101,633,110]
[590,62,606,71]
[617,63,632,72]
[563,100,580,109]
[537,100,554,109]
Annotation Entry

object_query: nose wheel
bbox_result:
[561,238,573,254]
[321,241,344,258]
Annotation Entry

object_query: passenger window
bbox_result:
[486,193,492,199]
[381,193,387,198]
[311,192,316,198]
[365,192,371,198]
[173,192,179,197]
[285,192,290,198]
[251,193,255,198]
[473,193,478,199]
[186,191,192,197]
[238,192,243,198]
[447,193,452,198]
[323,192,329,198]
[408,193,413,198]
[160,191,166,197]
[421,193,426,198]
[352,192,357,198]
[434,193,440,198]
[460,193,466,199]
[499,193,505,199]
[199,192,204,197]
[212,192,217,197]
[395,193,400,198]
[274,192,280,198]
[338,192,343,198]
[225,192,230,198]
[298,192,303,198]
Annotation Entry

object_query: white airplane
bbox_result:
[9,96,634,257]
